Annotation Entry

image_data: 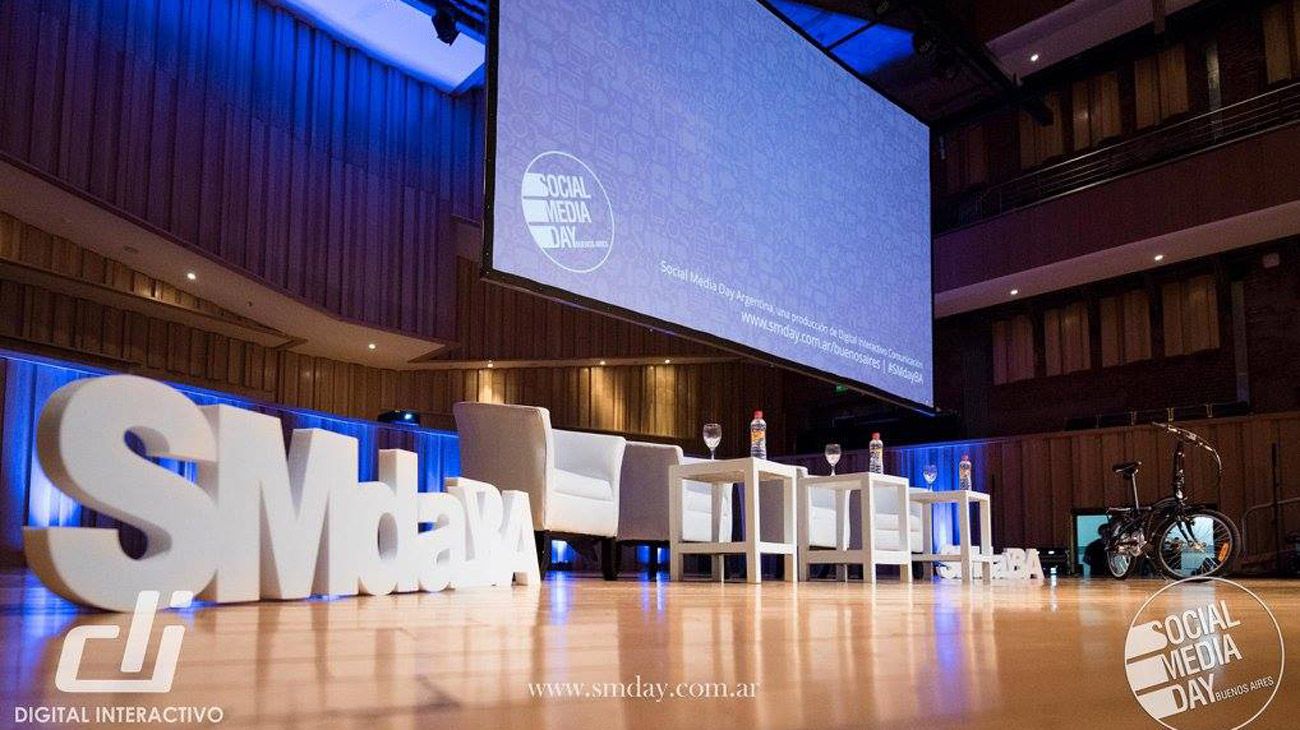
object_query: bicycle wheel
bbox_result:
[1152,509,1241,579]
[1106,549,1138,580]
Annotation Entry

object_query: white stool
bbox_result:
[910,489,994,583]
[669,457,799,583]
[798,472,915,582]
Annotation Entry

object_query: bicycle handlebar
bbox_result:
[1150,421,1223,488]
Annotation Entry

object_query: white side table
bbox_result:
[798,472,914,583]
[909,489,994,583]
[669,457,799,583]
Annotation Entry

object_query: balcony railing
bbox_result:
[937,81,1300,232]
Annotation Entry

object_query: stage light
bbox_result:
[487,361,494,368]
[367,343,377,350]
[186,272,197,281]
[1029,53,1040,63]
[1009,289,1020,297]
[1153,254,1165,262]
[431,1,459,46]
[378,409,421,426]
[664,359,671,364]
[599,360,607,366]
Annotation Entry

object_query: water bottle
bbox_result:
[868,432,884,474]
[749,410,767,459]
[959,453,973,490]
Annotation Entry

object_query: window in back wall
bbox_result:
[1099,290,1153,367]
[992,314,1036,384]
[1044,301,1092,376]
[1135,45,1190,129]
[1162,275,1221,356]
[1018,92,1065,169]
[1071,71,1123,152]
[1262,1,1300,84]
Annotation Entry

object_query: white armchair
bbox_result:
[619,442,733,566]
[453,402,625,579]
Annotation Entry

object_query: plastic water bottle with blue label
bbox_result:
[959,453,973,490]
[868,432,884,474]
[749,410,767,459]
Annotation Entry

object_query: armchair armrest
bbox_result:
[553,429,627,486]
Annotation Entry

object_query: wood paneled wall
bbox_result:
[0,258,784,448]
[1162,274,1221,356]
[1043,301,1091,376]
[1099,290,1152,367]
[0,211,263,329]
[1070,71,1122,151]
[1134,45,1191,129]
[0,0,482,341]
[1262,1,1300,84]
[786,411,1300,558]
[450,258,717,362]
[1018,92,1064,169]
[991,314,1034,384]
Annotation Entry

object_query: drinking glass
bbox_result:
[922,464,939,489]
[825,443,842,475]
[703,423,722,460]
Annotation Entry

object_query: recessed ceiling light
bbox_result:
[1153,254,1165,262]
[367,343,377,350]
[599,360,607,366]
[1009,289,1020,296]
[664,359,671,364]
[186,272,197,281]
[1029,53,1040,63]
[487,361,494,368]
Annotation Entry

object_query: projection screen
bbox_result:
[484,0,934,409]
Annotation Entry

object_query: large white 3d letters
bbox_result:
[23,375,538,612]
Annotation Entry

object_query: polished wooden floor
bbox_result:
[0,569,1295,729]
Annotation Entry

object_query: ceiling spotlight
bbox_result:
[599,360,607,366]
[186,271,197,281]
[367,343,377,350]
[1153,254,1165,262]
[487,361,494,368]
[1009,289,1020,297]
[664,359,672,364]
[1029,53,1040,63]
[431,1,459,46]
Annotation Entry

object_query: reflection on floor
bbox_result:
[0,569,1294,729]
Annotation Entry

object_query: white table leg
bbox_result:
[712,482,725,581]
[669,465,684,581]
[782,474,797,582]
[861,479,877,584]
[744,465,761,584]
[920,500,933,580]
[896,481,913,583]
[959,494,973,584]
[979,498,993,584]
[798,480,811,582]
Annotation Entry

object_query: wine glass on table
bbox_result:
[922,464,939,490]
[825,443,842,476]
[703,423,722,460]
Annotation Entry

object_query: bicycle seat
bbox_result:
[1112,461,1141,477]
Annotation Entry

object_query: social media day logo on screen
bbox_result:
[521,151,614,273]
